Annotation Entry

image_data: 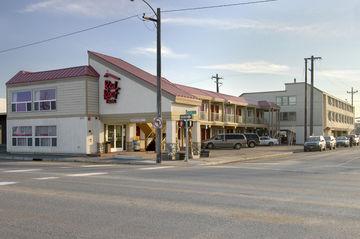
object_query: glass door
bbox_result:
[107,125,124,152]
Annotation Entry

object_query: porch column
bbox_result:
[166,120,177,160]
[192,121,201,159]
[126,123,136,151]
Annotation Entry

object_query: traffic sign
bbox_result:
[180,114,192,120]
[186,110,197,116]
[153,117,163,129]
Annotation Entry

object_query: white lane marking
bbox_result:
[59,167,72,169]
[139,166,175,170]
[81,165,113,168]
[3,169,42,173]
[33,177,59,180]
[0,182,17,186]
[65,172,108,177]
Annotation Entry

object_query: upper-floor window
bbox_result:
[12,126,32,146]
[276,96,296,106]
[280,112,296,121]
[35,126,57,147]
[34,89,56,111]
[11,91,32,112]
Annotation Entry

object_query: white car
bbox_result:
[259,136,279,146]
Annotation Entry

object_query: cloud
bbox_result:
[21,0,140,17]
[197,61,290,75]
[131,45,189,59]
[318,69,360,84]
[163,17,318,35]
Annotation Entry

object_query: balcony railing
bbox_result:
[245,117,255,124]
[225,114,235,123]
[236,115,243,124]
[211,112,222,122]
[199,111,208,121]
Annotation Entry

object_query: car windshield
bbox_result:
[307,137,320,142]
[337,136,347,140]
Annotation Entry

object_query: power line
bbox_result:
[0,0,278,54]
[162,0,278,13]
[0,15,139,54]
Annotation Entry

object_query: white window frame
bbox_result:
[35,126,57,147]
[34,89,57,111]
[11,91,32,112]
[12,126,32,146]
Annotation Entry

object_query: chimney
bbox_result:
[293,78,297,83]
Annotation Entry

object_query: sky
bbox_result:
[1,0,360,115]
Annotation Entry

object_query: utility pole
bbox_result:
[132,0,162,163]
[347,87,358,106]
[306,55,322,136]
[212,74,223,93]
[304,58,308,142]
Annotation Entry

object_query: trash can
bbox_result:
[105,141,111,153]
[200,149,210,158]
[133,140,140,151]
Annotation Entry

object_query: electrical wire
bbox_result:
[162,0,278,13]
[0,0,278,54]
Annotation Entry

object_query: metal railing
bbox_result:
[236,115,243,124]
[246,117,255,124]
[225,114,235,123]
[211,112,222,121]
[199,111,208,121]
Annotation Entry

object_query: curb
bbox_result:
[201,152,294,166]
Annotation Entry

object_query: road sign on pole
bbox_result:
[186,110,197,116]
[180,114,192,120]
[153,117,163,129]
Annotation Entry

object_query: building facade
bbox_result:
[6,51,278,157]
[241,82,355,144]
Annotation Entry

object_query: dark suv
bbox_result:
[244,133,260,148]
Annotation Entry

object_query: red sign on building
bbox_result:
[103,73,120,104]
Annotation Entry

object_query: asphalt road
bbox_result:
[1,148,360,239]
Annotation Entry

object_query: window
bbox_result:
[247,110,254,118]
[34,89,56,111]
[282,96,288,106]
[280,112,296,121]
[11,91,32,112]
[35,126,57,147]
[289,96,297,105]
[276,97,282,106]
[12,126,32,146]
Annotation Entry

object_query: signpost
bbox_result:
[180,114,193,162]
[153,117,163,129]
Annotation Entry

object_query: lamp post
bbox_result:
[131,0,162,164]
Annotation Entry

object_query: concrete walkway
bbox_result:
[0,145,303,166]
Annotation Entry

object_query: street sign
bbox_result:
[186,110,197,116]
[153,117,163,129]
[180,114,192,120]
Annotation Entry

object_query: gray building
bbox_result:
[241,82,355,144]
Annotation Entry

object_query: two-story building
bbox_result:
[241,82,355,144]
[6,51,279,157]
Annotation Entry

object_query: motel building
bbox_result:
[6,51,279,158]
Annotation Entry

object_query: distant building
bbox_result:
[241,82,355,144]
[0,98,6,145]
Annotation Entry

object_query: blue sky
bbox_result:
[1,0,360,114]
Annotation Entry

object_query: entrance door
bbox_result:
[107,125,124,152]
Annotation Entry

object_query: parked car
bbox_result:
[244,133,260,148]
[347,134,359,146]
[201,133,247,150]
[259,136,279,146]
[324,136,336,150]
[304,136,326,152]
[336,136,350,147]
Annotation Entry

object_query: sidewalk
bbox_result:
[0,145,303,166]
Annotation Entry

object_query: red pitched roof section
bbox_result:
[6,65,99,85]
[88,51,196,99]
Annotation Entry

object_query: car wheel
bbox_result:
[269,142,274,146]
[207,143,214,149]
[234,143,241,150]
[248,142,256,148]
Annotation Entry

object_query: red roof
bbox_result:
[174,84,251,106]
[88,51,196,99]
[6,65,99,85]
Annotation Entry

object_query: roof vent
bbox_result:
[293,78,297,83]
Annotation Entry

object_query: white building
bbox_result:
[241,82,355,144]
[6,51,278,156]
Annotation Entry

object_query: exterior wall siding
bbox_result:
[86,79,99,115]
[7,78,92,119]
[7,117,88,154]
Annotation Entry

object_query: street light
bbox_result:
[131,0,162,164]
